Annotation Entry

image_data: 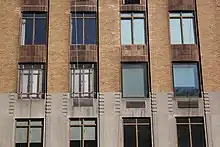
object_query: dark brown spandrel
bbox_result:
[120,5,146,12]
[19,45,47,63]
[171,44,199,61]
[22,0,48,12]
[70,45,97,62]
[121,45,148,62]
[168,0,195,11]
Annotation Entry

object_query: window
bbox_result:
[173,63,200,97]
[169,12,196,44]
[122,63,148,98]
[123,118,152,147]
[71,12,96,44]
[121,13,146,45]
[70,64,96,98]
[21,13,47,45]
[18,64,46,99]
[70,118,97,147]
[124,0,140,4]
[15,119,43,147]
[176,117,206,147]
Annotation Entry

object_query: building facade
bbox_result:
[0,0,220,147]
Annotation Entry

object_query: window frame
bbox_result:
[15,119,44,147]
[120,12,146,45]
[70,63,97,98]
[169,11,197,44]
[71,12,97,45]
[18,64,46,99]
[69,118,97,147]
[121,63,148,98]
[176,117,206,147]
[21,12,47,45]
[123,117,152,147]
[172,62,201,97]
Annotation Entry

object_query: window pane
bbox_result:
[30,143,43,147]
[35,18,47,44]
[122,64,146,97]
[32,74,38,93]
[17,121,28,126]
[72,18,83,44]
[84,18,96,44]
[84,127,96,140]
[177,125,190,147]
[30,128,42,143]
[84,120,96,125]
[133,13,144,17]
[191,125,206,147]
[70,127,81,140]
[70,120,81,125]
[170,19,182,44]
[121,13,132,17]
[74,73,80,93]
[125,0,140,4]
[21,19,26,45]
[176,118,189,123]
[169,13,181,17]
[24,19,33,45]
[138,125,151,147]
[16,143,28,147]
[124,125,136,147]
[22,74,29,93]
[190,117,203,123]
[182,13,193,17]
[173,64,199,96]
[183,18,195,44]
[133,19,145,44]
[121,19,132,44]
[16,128,28,143]
[30,121,42,126]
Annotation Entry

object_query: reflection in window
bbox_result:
[121,13,146,44]
[70,64,96,98]
[169,12,196,44]
[123,118,151,147]
[176,117,206,147]
[70,118,97,147]
[122,63,148,97]
[71,12,96,44]
[15,119,43,147]
[173,63,200,97]
[18,64,46,99]
[21,13,47,45]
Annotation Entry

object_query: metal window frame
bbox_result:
[22,13,47,45]
[121,62,148,98]
[121,12,146,45]
[69,118,97,147]
[70,63,96,99]
[123,118,151,147]
[18,64,45,99]
[15,119,44,147]
[176,117,206,147]
[169,12,196,44]
[71,12,97,45]
[172,62,201,97]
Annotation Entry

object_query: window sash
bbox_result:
[71,64,95,98]
[21,13,47,45]
[169,12,195,44]
[18,65,44,98]
[71,13,96,45]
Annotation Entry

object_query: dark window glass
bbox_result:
[122,63,147,98]
[24,19,33,45]
[16,143,28,147]
[22,13,47,45]
[173,63,200,97]
[70,141,81,147]
[177,125,190,147]
[176,117,206,147]
[191,125,206,147]
[72,18,83,44]
[124,125,136,147]
[176,117,189,123]
[35,18,47,44]
[71,13,96,45]
[138,125,151,147]
[124,0,140,4]
[84,18,96,44]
